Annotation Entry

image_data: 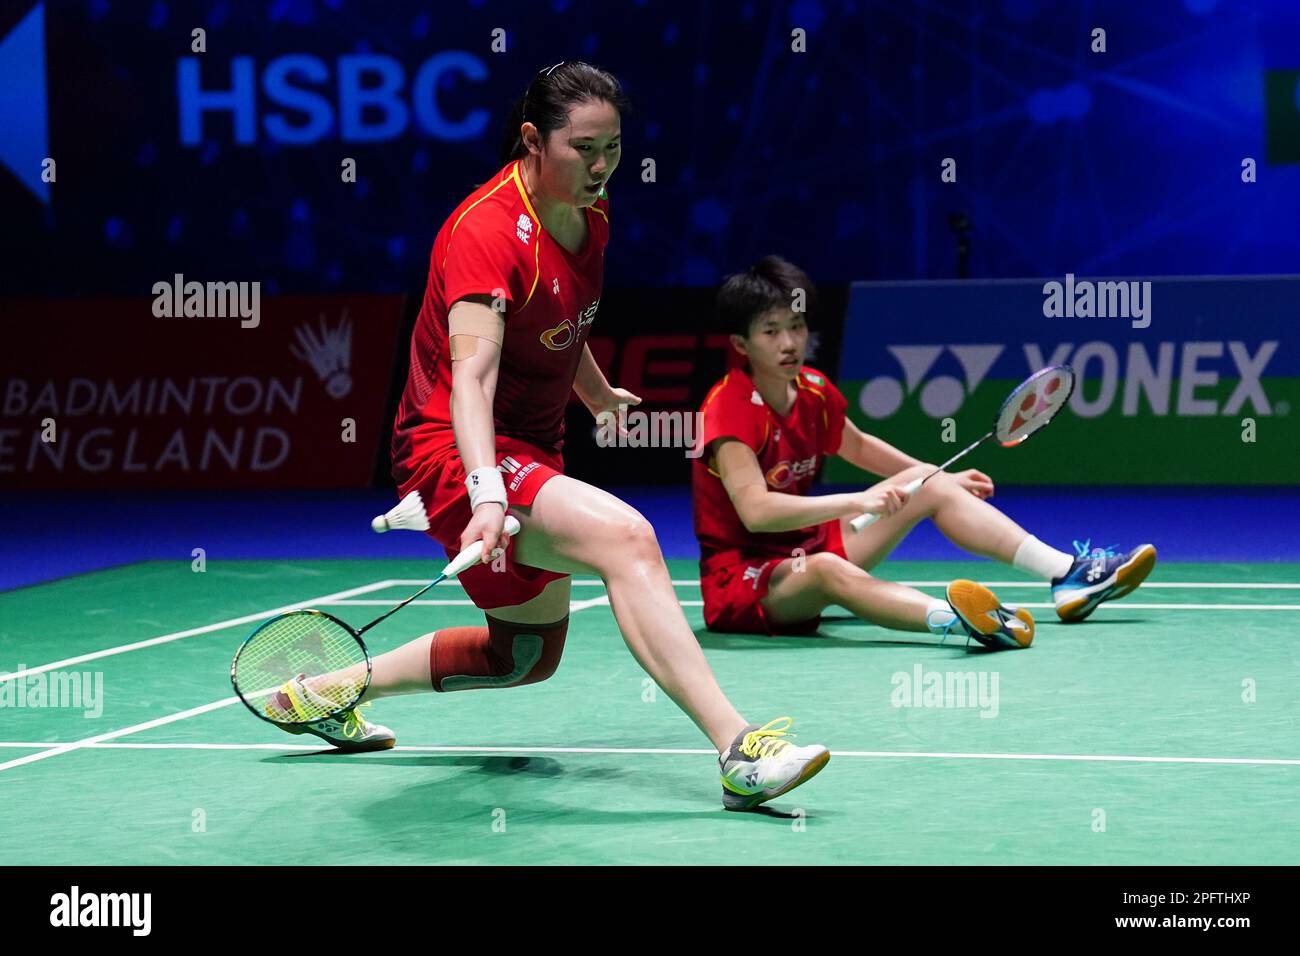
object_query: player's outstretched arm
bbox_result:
[713,438,905,533]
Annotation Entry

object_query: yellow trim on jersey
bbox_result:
[448,167,517,241]
[697,373,736,474]
[590,203,608,223]
[510,162,541,223]
[440,166,520,272]
[515,240,542,315]
[700,372,733,415]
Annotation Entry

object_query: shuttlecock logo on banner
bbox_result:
[291,312,353,398]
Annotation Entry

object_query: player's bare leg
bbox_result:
[510,475,747,752]
[761,551,1032,649]
[763,552,937,632]
[835,463,1153,623]
[338,577,573,700]
[838,464,1032,571]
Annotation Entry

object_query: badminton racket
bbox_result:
[231,513,521,725]
[850,364,1075,532]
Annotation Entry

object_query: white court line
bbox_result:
[0,740,1295,767]
[0,696,245,774]
[329,599,478,606]
[326,597,618,610]
[377,578,1300,590]
[0,579,402,685]
[0,589,615,776]
[569,595,612,612]
[377,578,702,588]
[883,582,1300,590]
[319,599,1300,611]
[933,602,1300,611]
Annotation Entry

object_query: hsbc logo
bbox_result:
[177,50,490,146]
[859,341,1281,420]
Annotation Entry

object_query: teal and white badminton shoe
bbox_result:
[265,674,396,752]
[719,717,830,811]
[1052,541,1158,623]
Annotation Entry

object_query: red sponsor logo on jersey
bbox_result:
[765,455,819,489]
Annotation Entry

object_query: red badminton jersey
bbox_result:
[391,160,610,484]
[693,366,850,562]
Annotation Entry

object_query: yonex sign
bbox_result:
[859,340,1277,420]
[833,277,1297,485]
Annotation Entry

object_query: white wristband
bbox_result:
[465,466,508,511]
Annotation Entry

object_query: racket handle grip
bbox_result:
[441,514,523,578]
[849,476,925,533]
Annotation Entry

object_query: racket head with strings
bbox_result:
[230,609,372,727]
[994,364,1075,447]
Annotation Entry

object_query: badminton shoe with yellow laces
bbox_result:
[1052,541,1158,623]
[719,717,830,811]
[265,673,396,752]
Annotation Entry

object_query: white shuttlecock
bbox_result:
[371,490,430,533]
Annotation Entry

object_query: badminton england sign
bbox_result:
[830,276,1297,485]
[0,295,402,489]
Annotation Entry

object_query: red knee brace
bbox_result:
[429,615,568,692]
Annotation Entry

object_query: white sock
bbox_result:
[1013,535,1074,581]
[925,599,958,635]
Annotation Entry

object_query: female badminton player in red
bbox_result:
[267,63,827,811]
[693,256,1157,641]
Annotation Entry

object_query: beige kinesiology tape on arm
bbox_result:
[448,304,505,360]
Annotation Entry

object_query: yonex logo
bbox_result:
[742,566,763,589]
[859,345,1002,419]
[858,341,1280,420]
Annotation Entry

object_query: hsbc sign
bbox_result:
[176,51,490,146]
[858,341,1279,420]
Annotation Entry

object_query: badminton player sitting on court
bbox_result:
[694,256,1157,641]
[265,63,827,811]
